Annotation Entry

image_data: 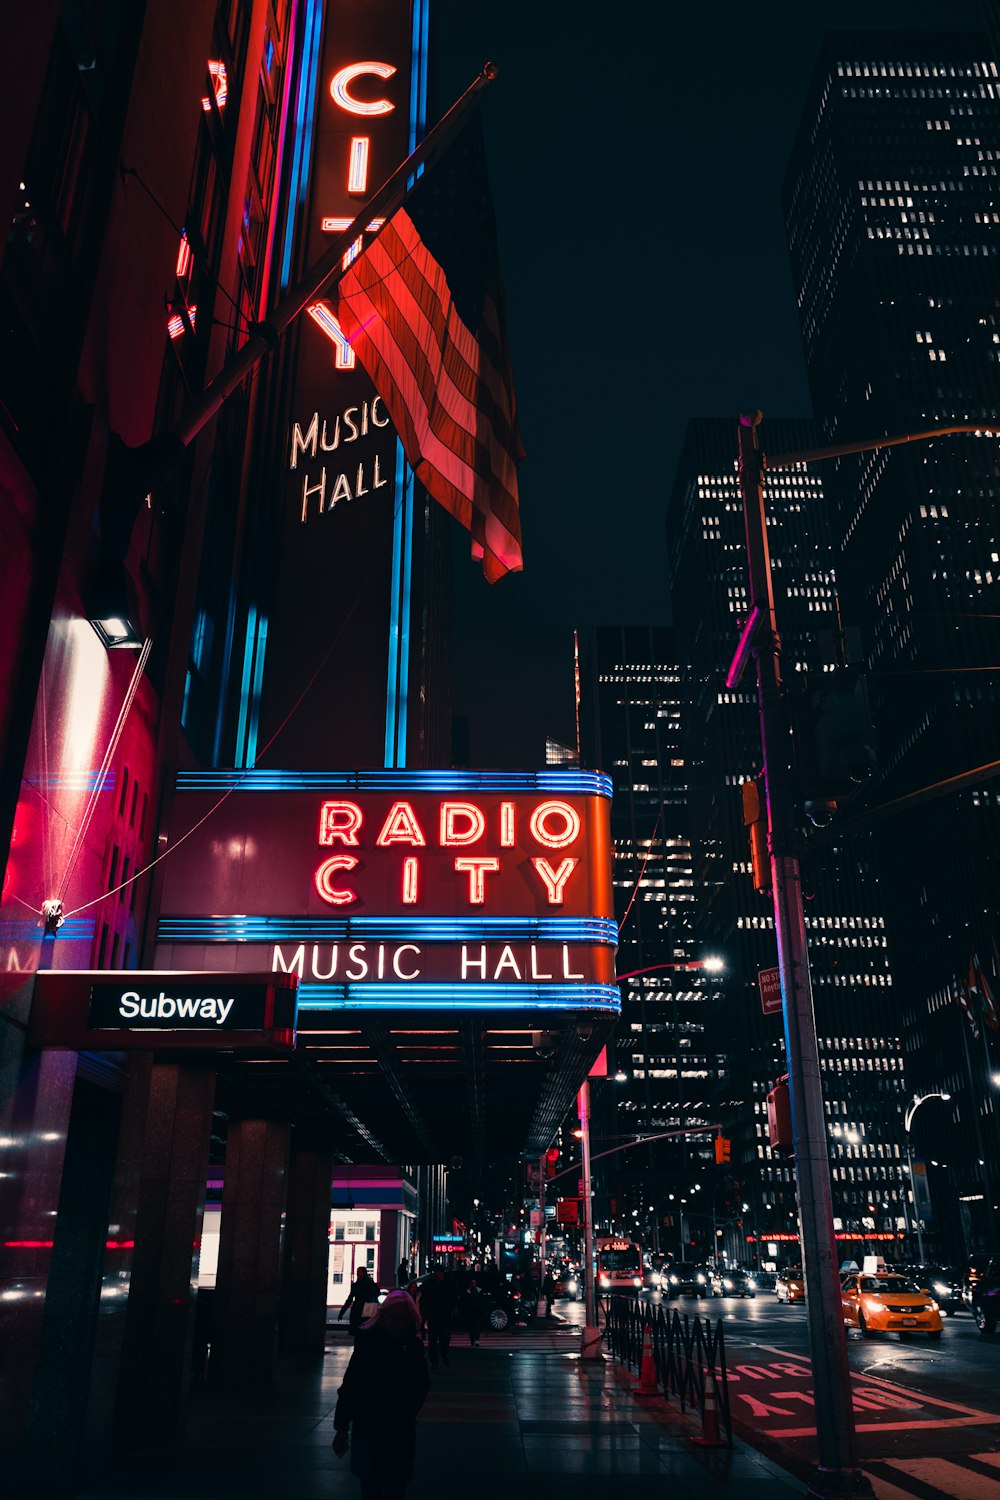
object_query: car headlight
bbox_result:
[669,1274,678,1284]
[697,1274,705,1283]
[566,1279,577,1293]
[633,1276,641,1286]
[746,1279,756,1288]
[921,1302,936,1312]
[933,1282,949,1297]
[723,1279,733,1289]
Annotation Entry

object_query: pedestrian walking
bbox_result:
[332,1290,429,1500]
[418,1265,455,1368]
[339,1265,378,1341]
[397,1257,410,1287]
[461,1275,485,1346]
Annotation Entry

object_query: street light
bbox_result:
[904,1092,951,1264]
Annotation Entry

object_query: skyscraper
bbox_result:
[784,31,1000,1253]
[580,626,726,1253]
[667,420,910,1266]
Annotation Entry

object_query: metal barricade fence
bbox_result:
[600,1296,732,1445]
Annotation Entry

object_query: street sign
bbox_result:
[758,966,782,1015]
[556,1200,580,1225]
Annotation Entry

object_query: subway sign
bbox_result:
[29,971,298,1051]
[154,770,618,1014]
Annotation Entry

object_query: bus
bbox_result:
[596,1237,643,1294]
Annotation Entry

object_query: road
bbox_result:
[630,1289,1000,1497]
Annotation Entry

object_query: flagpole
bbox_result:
[169,63,498,451]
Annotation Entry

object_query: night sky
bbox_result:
[431,1,983,765]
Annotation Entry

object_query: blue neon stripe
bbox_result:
[0,919,96,941]
[156,916,618,944]
[384,459,404,766]
[279,0,322,289]
[245,613,268,768]
[296,983,621,1012]
[397,449,413,762]
[174,769,614,797]
[234,605,256,766]
[22,771,115,792]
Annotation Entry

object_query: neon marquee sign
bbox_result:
[153,771,619,1013]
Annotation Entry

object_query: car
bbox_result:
[841,1272,942,1339]
[904,1265,963,1317]
[775,1268,805,1303]
[964,1256,992,1307]
[550,1265,580,1301]
[662,1263,711,1297]
[709,1267,757,1298]
[969,1259,1000,1334]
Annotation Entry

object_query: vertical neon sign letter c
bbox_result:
[330,62,397,116]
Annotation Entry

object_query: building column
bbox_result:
[1,1047,128,1495]
[114,1059,216,1444]
[211,1117,290,1383]
[278,1133,333,1359]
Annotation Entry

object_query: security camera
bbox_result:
[575,1023,593,1042]
[804,798,837,829]
[532,1030,559,1059]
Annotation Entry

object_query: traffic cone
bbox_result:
[633,1325,658,1395]
[692,1380,726,1447]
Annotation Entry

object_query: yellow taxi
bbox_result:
[775,1268,805,1303]
[841,1272,942,1339]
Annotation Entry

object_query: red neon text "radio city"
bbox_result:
[313,799,581,908]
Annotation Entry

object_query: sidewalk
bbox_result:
[74,1329,805,1500]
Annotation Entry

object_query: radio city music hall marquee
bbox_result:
[154,771,619,1015]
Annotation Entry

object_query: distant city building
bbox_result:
[666,420,911,1266]
[579,626,726,1253]
[784,30,1000,1255]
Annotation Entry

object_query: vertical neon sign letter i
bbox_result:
[348,137,370,194]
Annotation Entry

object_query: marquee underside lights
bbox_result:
[154,771,618,1014]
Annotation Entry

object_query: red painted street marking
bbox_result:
[723,1348,1000,1438]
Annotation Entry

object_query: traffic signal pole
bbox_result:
[736,413,872,1499]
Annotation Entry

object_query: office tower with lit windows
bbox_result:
[666,420,911,1266]
[579,626,726,1251]
[785,31,1000,1254]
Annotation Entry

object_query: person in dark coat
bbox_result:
[418,1265,455,1368]
[339,1266,377,1340]
[397,1257,410,1287]
[461,1275,485,1346]
[333,1291,429,1500]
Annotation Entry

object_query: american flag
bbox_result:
[334,111,524,583]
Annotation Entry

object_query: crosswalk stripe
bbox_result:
[865,1457,1000,1500]
[863,1471,927,1500]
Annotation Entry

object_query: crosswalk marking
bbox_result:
[865,1456,1000,1500]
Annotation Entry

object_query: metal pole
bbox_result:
[905,1141,925,1263]
[737,413,871,1500]
[578,1081,601,1358]
[539,1154,547,1275]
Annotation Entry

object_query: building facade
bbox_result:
[784,30,1000,1255]
[666,420,911,1268]
[580,626,726,1257]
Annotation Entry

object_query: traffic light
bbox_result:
[740,777,771,894]
[545,1148,559,1178]
[714,1136,731,1165]
[767,1076,793,1155]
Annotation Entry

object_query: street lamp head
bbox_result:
[701,954,725,974]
